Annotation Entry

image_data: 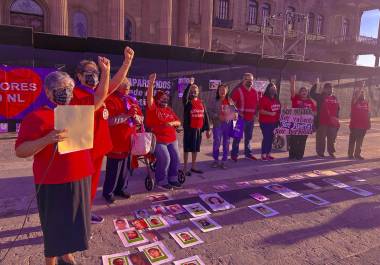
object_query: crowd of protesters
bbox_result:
[14,46,371,265]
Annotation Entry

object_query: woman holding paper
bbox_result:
[258,83,281,161]
[73,47,135,224]
[15,57,110,265]
[145,73,182,190]
[288,75,317,160]
[348,83,371,160]
[208,83,237,169]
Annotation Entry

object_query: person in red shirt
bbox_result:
[73,47,135,224]
[14,60,109,265]
[146,73,182,190]
[182,81,211,175]
[348,84,371,160]
[288,75,317,160]
[259,82,281,161]
[102,78,143,203]
[310,80,340,158]
[231,73,259,161]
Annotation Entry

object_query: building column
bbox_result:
[200,0,213,51]
[177,0,190,47]
[159,0,172,45]
[375,55,379,67]
[353,10,362,39]
[108,0,125,40]
[50,0,68,35]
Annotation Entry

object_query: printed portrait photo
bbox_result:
[113,218,129,231]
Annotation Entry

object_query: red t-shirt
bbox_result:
[15,108,94,184]
[319,95,340,127]
[259,95,281,123]
[71,86,113,158]
[146,102,179,144]
[231,85,258,121]
[106,93,143,156]
[291,95,317,111]
[350,100,370,129]
[190,99,205,129]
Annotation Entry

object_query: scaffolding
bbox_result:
[261,10,309,61]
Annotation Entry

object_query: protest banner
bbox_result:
[129,77,172,107]
[274,108,314,135]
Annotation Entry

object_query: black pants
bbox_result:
[348,128,367,157]
[103,157,129,197]
[289,135,308,160]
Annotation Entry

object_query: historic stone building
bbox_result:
[0,0,379,65]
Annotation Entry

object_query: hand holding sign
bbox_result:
[44,129,68,144]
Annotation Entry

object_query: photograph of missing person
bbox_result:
[199,193,234,212]
[301,194,330,206]
[163,214,180,225]
[142,230,163,243]
[130,219,149,231]
[169,227,204,248]
[264,184,302,198]
[134,209,150,219]
[322,178,350,188]
[183,203,211,217]
[345,187,373,197]
[137,241,174,265]
[248,203,279,218]
[113,218,130,231]
[151,204,167,215]
[166,204,186,215]
[190,216,222,233]
[173,255,206,265]
[118,228,148,247]
[128,252,150,265]
[250,193,269,202]
[102,251,130,265]
[303,182,322,190]
[146,193,171,203]
[145,215,169,229]
[213,184,229,191]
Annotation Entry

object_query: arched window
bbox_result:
[217,0,230,20]
[125,17,133,41]
[10,0,44,32]
[261,3,271,25]
[72,11,88,38]
[286,6,296,31]
[247,0,258,25]
[308,13,315,34]
[316,15,323,35]
[342,18,349,37]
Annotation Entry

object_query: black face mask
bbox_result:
[53,88,73,105]
[84,73,99,87]
[245,81,253,88]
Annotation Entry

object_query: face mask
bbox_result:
[84,72,99,87]
[53,88,73,105]
[158,99,169,108]
[245,81,253,88]
[189,92,197,99]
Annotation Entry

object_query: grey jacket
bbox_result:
[208,98,237,128]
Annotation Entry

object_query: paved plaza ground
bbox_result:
[0,119,380,265]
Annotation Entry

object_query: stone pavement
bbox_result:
[0,120,380,265]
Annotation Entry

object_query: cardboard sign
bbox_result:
[274,108,314,135]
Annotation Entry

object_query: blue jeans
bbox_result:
[154,140,180,186]
[212,122,231,161]
[260,122,277,155]
[231,119,254,157]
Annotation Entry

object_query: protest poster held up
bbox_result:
[274,108,314,135]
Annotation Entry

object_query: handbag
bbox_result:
[229,116,244,139]
[131,125,156,156]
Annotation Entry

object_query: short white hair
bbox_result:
[44,71,75,91]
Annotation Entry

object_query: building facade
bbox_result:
[0,0,379,65]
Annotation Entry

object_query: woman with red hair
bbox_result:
[145,73,182,190]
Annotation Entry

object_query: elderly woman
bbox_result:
[145,73,182,190]
[182,81,211,175]
[15,57,110,265]
[102,78,143,203]
[73,47,134,224]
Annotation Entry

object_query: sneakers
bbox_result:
[169,181,182,189]
[261,155,269,161]
[191,168,204,174]
[245,154,257,161]
[211,161,219,168]
[159,184,173,190]
[103,194,115,204]
[114,191,131,199]
[267,155,275,160]
[317,154,325,158]
[91,213,104,224]
[220,162,227,170]
[328,153,336,159]
[355,155,365,160]
[231,156,238,162]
